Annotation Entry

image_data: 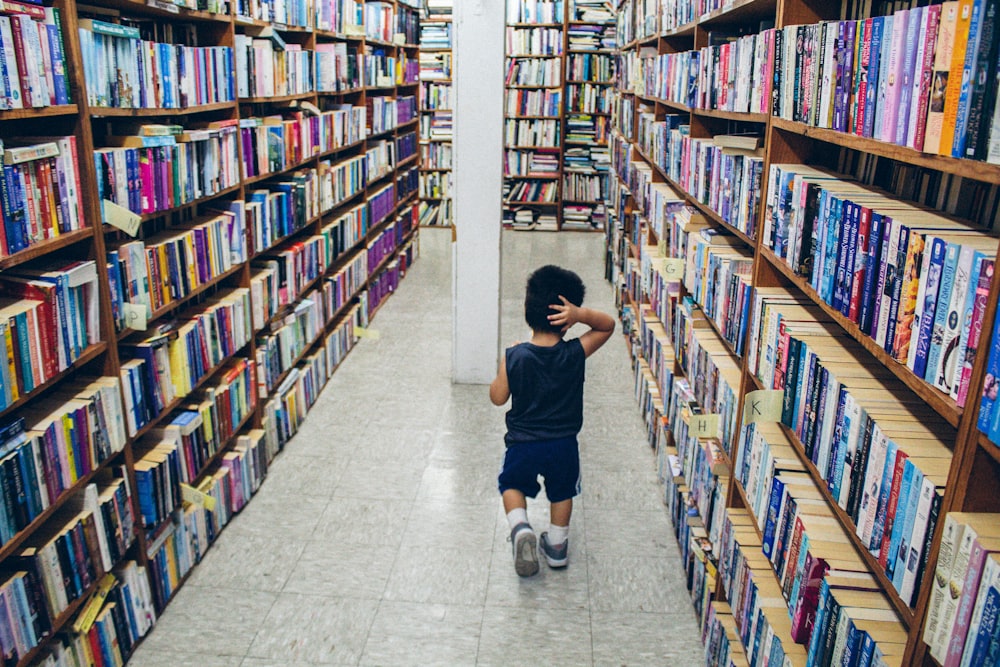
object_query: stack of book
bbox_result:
[0,5,71,109]
[505,26,563,55]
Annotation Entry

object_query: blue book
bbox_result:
[893,466,925,591]
[832,201,855,312]
[841,201,862,317]
[842,619,861,667]
[808,579,832,665]
[869,440,899,554]
[983,303,1000,436]
[886,459,916,581]
[954,0,987,157]
[859,632,876,667]
[926,242,961,382]
[762,476,785,560]
[968,582,1000,664]
[45,20,69,106]
[914,236,947,380]
[858,212,885,334]
[895,7,924,145]
[864,17,886,138]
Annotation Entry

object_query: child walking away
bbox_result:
[489,265,615,577]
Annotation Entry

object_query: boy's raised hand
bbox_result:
[548,295,580,332]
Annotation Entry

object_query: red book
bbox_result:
[912,5,942,151]
[88,625,106,667]
[0,1,46,20]
[33,157,52,239]
[0,275,58,378]
[879,450,910,567]
[7,16,30,105]
[66,136,84,226]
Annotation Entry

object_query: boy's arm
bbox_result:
[548,296,616,358]
[489,349,511,405]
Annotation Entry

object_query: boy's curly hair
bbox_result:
[524,265,585,334]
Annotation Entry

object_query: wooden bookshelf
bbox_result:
[0,0,423,662]
[607,0,1000,665]
[417,1,453,227]
[503,0,615,231]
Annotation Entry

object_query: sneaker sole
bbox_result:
[514,532,539,577]
[543,553,568,568]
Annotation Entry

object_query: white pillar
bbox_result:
[452,0,504,384]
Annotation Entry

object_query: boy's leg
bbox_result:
[539,437,578,568]
[548,499,572,546]
[503,489,528,529]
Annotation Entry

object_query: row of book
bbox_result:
[234,34,313,100]
[507,0,563,24]
[397,130,418,162]
[0,259,101,401]
[570,0,612,23]
[419,111,452,140]
[420,141,452,170]
[235,0,363,31]
[364,47,396,88]
[95,124,241,218]
[418,51,451,80]
[108,207,247,330]
[505,57,562,87]
[566,82,612,113]
[417,199,451,226]
[257,234,328,318]
[419,170,450,199]
[315,41,362,93]
[0,380,128,550]
[747,288,953,607]
[923,512,1000,666]
[239,106,366,182]
[369,182,397,227]
[363,1,395,43]
[0,137,85,259]
[0,6,71,110]
[421,81,451,110]
[563,171,604,201]
[624,117,764,238]
[734,420,923,655]
[79,20,235,110]
[505,118,561,147]
[119,288,253,436]
[506,88,561,117]
[565,112,609,143]
[507,180,558,203]
[506,26,563,56]
[396,5,419,45]
[396,51,419,85]
[397,164,417,201]
[763,163,996,406]
[567,52,613,82]
[774,5,1000,163]
[562,203,605,230]
[567,23,615,51]
[10,472,143,653]
[420,21,450,50]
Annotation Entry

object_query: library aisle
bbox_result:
[127,229,704,666]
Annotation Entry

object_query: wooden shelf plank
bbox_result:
[90,101,237,117]
[0,342,107,423]
[0,227,95,272]
[0,104,79,121]
[772,117,1000,185]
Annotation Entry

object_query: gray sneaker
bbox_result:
[540,532,568,568]
[510,522,539,577]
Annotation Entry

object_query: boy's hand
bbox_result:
[548,295,580,332]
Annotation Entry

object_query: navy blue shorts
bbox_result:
[498,436,581,503]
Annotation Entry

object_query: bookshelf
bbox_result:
[417,0,452,227]
[0,0,421,663]
[502,0,616,231]
[608,0,1000,665]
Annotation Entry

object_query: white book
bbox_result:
[933,244,975,392]
[960,554,1000,667]
[858,424,889,547]
[875,218,903,348]
[900,476,936,604]
[0,18,22,109]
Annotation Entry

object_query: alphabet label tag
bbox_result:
[743,389,784,424]
[122,303,148,331]
[103,199,141,236]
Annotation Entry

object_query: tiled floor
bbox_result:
[128,230,705,667]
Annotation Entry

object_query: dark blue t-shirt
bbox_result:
[504,338,585,446]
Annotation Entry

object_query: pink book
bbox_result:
[943,536,1000,667]
[880,9,910,143]
[957,259,994,406]
[910,4,942,150]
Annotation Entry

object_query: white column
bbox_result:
[452,0,504,384]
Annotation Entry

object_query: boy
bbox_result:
[489,265,615,577]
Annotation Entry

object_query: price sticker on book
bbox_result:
[122,303,148,331]
[686,413,719,438]
[146,0,180,14]
[661,257,685,281]
[356,327,380,340]
[181,484,217,512]
[103,199,141,237]
[743,389,784,424]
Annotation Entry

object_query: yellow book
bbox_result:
[939,0,975,155]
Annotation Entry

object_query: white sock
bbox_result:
[548,524,569,546]
[506,508,528,530]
